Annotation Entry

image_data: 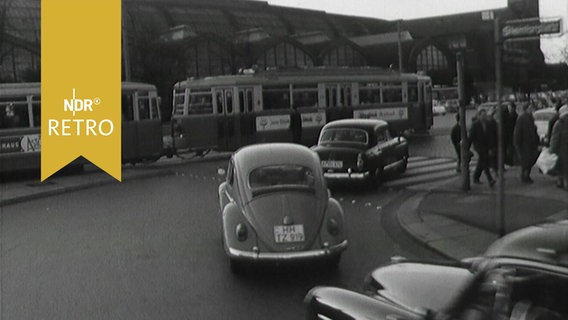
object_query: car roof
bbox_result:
[534,107,556,115]
[233,143,319,172]
[322,119,388,131]
[484,219,568,267]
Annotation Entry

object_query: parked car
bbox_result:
[218,143,347,273]
[533,107,557,145]
[432,104,447,116]
[305,220,568,320]
[311,119,408,186]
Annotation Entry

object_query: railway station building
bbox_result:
[1,0,566,117]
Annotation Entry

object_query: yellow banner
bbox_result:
[41,0,121,181]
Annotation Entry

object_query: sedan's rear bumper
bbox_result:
[227,240,348,262]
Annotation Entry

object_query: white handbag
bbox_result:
[536,147,558,175]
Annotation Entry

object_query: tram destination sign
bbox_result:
[502,17,562,39]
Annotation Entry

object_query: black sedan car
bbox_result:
[218,143,347,273]
[311,119,408,186]
[305,220,568,320]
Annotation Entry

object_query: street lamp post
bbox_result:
[494,16,506,237]
[397,19,403,73]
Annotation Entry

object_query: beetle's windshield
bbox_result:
[319,128,368,145]
[249,165,315,191]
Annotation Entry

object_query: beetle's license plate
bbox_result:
[274,224,305,243]
[321,160,343,169]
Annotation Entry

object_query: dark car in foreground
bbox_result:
[305,220,568,320]
[218,143,347,273]
[312,119,408,186]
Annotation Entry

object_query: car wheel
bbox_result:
[369,166,383,187]
[398,156,408,173]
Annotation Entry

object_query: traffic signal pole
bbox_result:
[495,16,506,237]
[456,52,470,191]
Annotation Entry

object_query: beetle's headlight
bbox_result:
[235,223,248,241]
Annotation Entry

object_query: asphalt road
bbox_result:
[0,114,462,319]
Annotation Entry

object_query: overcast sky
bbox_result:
[254,0,567,63]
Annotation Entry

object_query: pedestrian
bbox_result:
[505,102,518,165]
[469,109,496,186]
[546,99,562,146]
[450,113,471,173]
[513,102,540,183]
[290,104,302,144]
[549,105,568,190]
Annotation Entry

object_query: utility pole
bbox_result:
[122,0,131,81]
[494,16,505,237]
[457,52,470,190]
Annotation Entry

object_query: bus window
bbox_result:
[263,85,290,110]
[32,98,41,127]
[188,90,213,114]
[382,82,402,103]
[358,83,380,104]
[138,96,151,120]
[122,93,134,121]
[408,84,418,102]
[292,84,318,108]
[0,97,30,128]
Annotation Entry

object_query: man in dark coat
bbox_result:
[290,105,302,144]
[450,113,462,172]
[550,105,568,190]
[513,103,540,183]
[469,109,496,186]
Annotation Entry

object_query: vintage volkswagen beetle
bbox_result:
[312,119,408,185]
[305,220,568,320]
[218,143,347,272]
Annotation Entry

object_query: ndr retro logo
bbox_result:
[48,88,114,137]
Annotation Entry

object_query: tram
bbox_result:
[0,82,163,173]
[170,67,433,154]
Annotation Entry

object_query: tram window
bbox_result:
[173,92,186,116]
[246,91,253,112]
[382,83,402,103]
[359,84,380,104]
[408,84,418,102]
[138,97,151,120]
[32,100,41,127]
[188,93,213,114]
[0,98,30,128]
[226,91,233,114]
[263,85,290,110]
[150,97,160,119]
[122,93,134,121]
[292,85,318,108]
[239,91,245,113]
[216,92,224,114]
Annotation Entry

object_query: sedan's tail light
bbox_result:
[327,218,339,236]
[235,223,248,241]
[356,153,365,171]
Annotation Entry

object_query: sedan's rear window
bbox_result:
[249,165,315,190]
[319,128,368,144]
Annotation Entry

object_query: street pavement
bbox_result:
[2,152,566,263]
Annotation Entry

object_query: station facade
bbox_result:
[1,0,566,115]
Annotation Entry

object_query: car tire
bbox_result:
[398,156,408,173]
[369,166,383,187]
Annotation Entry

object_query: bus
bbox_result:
[0,82,164,173]
[170,67,433,154]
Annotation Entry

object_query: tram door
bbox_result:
[122,90,162,163]
[323,83,353,121]
[215,88,240,151]
[237,87,255,147]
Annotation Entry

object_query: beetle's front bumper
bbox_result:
[324,170,370,180]
[227,240,348,262]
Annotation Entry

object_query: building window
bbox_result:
[416,45,448,72]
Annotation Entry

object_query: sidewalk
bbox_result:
[397,165,568,260]
[0,152,231,207]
